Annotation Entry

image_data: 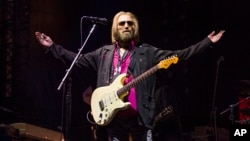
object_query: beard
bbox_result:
[119,32,134,43]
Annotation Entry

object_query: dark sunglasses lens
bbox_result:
[119,21,126,26]
[127,21,133,26]
[119,21,134,26]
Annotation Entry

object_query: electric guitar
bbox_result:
[90,55,179,126]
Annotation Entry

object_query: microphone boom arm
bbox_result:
[57,23,97,90]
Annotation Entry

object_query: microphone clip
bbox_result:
[82,16,108,25]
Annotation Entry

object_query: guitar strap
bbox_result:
[113,47,129,77]
[112,46,137,80]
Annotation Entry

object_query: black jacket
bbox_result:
[48,37,212,128]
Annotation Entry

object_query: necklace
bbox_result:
[113,47,129,77]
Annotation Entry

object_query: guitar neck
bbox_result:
[116,55,179,97]
[117,65,159,96]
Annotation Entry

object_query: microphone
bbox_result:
[82,16,108,25]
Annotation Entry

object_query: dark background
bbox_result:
[0,0,249,140]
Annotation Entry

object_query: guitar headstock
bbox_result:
[158,55,179,69]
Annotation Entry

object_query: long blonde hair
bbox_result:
[111,11,139,44]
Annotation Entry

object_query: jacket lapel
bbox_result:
[128,46,141,74]
[102,45,115,84]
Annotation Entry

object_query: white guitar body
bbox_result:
[90,73,131,126]
[90,55,179,126]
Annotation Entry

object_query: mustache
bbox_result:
[123,30,131,33]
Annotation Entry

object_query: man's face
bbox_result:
[117,14,135,43]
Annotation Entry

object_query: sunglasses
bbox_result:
[118,21,134,26]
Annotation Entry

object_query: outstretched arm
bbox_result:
[207,30,225,43]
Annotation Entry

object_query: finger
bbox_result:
[35,32,42,36]
[220,30,225,33]
[216,31,225,37]
[41,33,48,39]
[208,31,215,37]
[219,30,225,35]
[35,32,44,40]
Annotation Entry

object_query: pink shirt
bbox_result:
[113,47,137,116]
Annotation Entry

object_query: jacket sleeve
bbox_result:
[172,37,213,61]
[142,37,213,63]
[47,43,98,72]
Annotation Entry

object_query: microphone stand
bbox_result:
[220,96,250,124]
[210,56,223,141]
[57,23,97,141]
[64,77,72,141]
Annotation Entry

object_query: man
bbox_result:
[35,11,224,141]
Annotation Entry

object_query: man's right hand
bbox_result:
[35,32,53,48]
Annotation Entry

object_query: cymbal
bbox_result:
[235,119,250,124]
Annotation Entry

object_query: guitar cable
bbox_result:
[86,110,99,141]
[87,110,97,124]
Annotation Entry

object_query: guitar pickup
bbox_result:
[99,100,104,111]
